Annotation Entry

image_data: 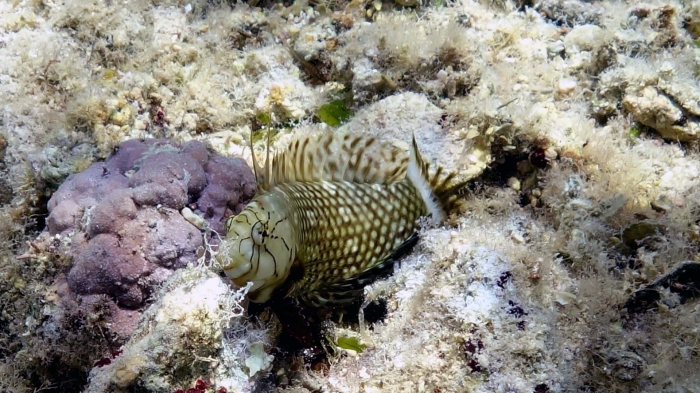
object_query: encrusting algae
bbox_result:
[217,130,467,306]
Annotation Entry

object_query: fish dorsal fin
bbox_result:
[250,128,269,190]
[267,131,408,186]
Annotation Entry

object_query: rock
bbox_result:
[563,25,605,53]
[84,268,267,393]
[44,138,256,339]
[536,0,603,26]
[557,78,577,94]
[650,195,674,213]
[624,262,700,315]
[620,221,666,250]
[393,0,420,7]
[622,86,700,141]
[603,350,646,382]
[507,177,521,191]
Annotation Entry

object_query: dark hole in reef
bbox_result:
[249,295,388,362]
[624,287,661,316]
[480,152,527,189]
[514,0,534,13]
[476,151,539,209]
[672,113,688,127]
[471,138,556,208]
[0,177,13,205]
[632,122,664,139]
[29,357,89,393]
[340,298,388,326]
[517,192,532,207]
[528,148,549,169]
[363,298,389,324]
[610,220,673,273]
[534,383,551,393]
[248,298,327,362]
[26,192,50,235]
[247,294,390,392]
[467,358,482,373]
[251,375,277,393]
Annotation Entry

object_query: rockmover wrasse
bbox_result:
[217,130,467,306]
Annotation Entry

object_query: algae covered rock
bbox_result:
[85,267,271,393]
[620,221,667,250]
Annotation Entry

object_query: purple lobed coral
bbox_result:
[45,138,256,338]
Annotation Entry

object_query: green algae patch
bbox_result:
[316,100,353,127]
[336,336,366,353]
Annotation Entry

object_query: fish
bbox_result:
[216,130,467,307]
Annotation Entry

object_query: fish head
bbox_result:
[218,196,296,302]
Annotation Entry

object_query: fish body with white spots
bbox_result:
[217,131,466,306]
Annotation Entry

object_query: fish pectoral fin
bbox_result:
[272,258,305,300]
[304,232,420,307]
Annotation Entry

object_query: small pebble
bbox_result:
[554,291,577,305]
[507,177,521,191]
[511,232,525,244]
[650,195,673,213]
[557,78,577,94]
[181,207,205,229]
[544,147,558,161]
[548,40,565,54]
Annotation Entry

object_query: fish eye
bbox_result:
[251,221,266,245]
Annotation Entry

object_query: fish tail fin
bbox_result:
[406,135,469,224]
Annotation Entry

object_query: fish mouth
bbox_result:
[224,260,252,279]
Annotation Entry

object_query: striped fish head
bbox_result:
[218,195,296,303]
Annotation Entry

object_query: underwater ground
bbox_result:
[1,0,700,392]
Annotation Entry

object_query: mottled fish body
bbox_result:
[217,131,465,306]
